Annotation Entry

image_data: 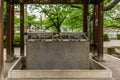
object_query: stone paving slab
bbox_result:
[100,54,120,80]
[104,40,120,47]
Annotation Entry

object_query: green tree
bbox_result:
[104,0,120,11]
[27,1,120,32]
[29,4,73,32]
[104,1,120,28]
[3,2,6,35]
[14,16,20,30]
[25,15,36,27]
[63,7,83,32]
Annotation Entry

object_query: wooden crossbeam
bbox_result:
[12,0,96,4]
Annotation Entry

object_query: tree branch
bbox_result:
[71,0,120,11]
[59,16,67,26]
[104,0,120,11]
[39,6,57,27]
[70,5,83,10]
[44,24,54,31]
[114,17,120,20]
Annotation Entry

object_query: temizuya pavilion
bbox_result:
[0,0,103,79]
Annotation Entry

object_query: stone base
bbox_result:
[6,78,115,80]
[91,55,105,62]
[5,59,14,63]
[7,57,113,79]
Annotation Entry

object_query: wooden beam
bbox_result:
[83,0,88,33]
[13,0,84,4]
[20,4,24,56]
[12,0,96,4]
[5,0,97,4]
[0,0,4,79]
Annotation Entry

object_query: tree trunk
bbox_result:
[56,26,61,33]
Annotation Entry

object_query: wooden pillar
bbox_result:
[97,0,104,61]
[6,1,14,62]
[0,0,4,79]
[20,4,24,56]
[93,1,104,61]
[83,0,88,34]
[11,4,14,58]
[93,3,99,57]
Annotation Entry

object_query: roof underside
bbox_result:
[8,0,97,4]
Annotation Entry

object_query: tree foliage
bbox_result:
[104,0,120,28]
[63,7,83,32]
[25,15,36,27]
[104,0,120,11]
[28,4,83,32]
[3,2,6,35]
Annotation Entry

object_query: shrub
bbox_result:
[3,34,21,48]
[103,34,110,41]
[3,36,6,42]
[117,34,120,40]
[14,34,20,44]
[3,35,6,48]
